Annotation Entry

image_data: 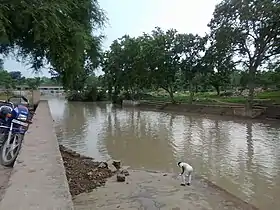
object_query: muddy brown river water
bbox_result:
[48,97,280,210]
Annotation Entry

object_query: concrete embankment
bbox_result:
[123,100,268,119]
[0,100,74,210]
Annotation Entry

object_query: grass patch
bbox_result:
[0,94,10,101]
[143,92,227,104]
[144,94,190,103]
[256,90,280,104]
[143,90,280,105]
[216,97,247,104]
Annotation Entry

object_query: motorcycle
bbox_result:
[0,96,31,167]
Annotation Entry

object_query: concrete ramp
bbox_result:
[73,170,258,210]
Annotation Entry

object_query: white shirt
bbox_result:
[179,162,193,173]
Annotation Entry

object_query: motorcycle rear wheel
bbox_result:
[0,133,23,167]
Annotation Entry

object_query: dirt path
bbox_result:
[73,170,258,210]
[0,166,11,201]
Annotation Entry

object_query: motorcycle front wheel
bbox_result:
[0,133,23,167]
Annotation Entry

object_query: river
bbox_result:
[48,97,280,210]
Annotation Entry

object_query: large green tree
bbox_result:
[203,44,235,95]
[209,0,280,115]
[142,27,180,103]
[119,35,148,98]
[102,40,124,102]
[0,69,15,95]
[102,28,209,103]
[0,0,106,87]
[0,58,3,70]
[177,33,206,103]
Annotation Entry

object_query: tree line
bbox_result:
[1,0,280,115]
[0,59,61,91]
[0,0,105,89]
[100,31,280,100]
[99,0,280,115]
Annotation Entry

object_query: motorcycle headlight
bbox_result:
[17,114,27,121]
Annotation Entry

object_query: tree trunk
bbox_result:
[162,86,176,104]
[168,90,175,104]
[245,67,256,117]
[214,85,220,96]
[112,86,119,104]
[195,84,198,93]
[108,88,112,100]
[189,82,194,104]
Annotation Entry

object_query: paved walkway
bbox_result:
[73,170,258,210]
[0,166,11,201]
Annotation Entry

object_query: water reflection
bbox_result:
[48,98,280,210]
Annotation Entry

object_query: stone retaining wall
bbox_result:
[134,101,266,118]
[0,100,74,209]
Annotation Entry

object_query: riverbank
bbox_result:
[143,90,280,105]
[120,90,280,119]
[122,100,280,120]
[59,146,258,210]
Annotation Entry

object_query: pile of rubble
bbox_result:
[59,145,129,196]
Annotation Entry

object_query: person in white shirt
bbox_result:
[178,161,193,186]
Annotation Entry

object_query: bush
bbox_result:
[66,91,86,101]
[220,91,234,97]
[96,90,107,101]
[66,88,108,102]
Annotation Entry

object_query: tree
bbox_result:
[101,28,211,104]
[209,0,280,115]
[0,69,15,98]
[203,44,235,95]
[9,71,21,80]
[25,77,41,90]
[118,35,148,98]
[141,27,180,103]
[0,59,4,70]
[0,0,106,87]
[102,41,124,102]
[8,71,26,85]
[39,76,61,86]
[230,70,243,90]
[177,33,206,103]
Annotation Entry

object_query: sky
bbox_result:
[2,0,220,78]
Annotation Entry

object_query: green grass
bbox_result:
[0,94,10,101]
[141,90,280,105]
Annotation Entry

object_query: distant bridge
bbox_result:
[14,85,64,95]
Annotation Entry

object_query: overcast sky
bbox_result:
[2,0,220,78]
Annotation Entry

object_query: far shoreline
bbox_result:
[121,100,280,121]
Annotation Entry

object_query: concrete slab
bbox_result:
[73,170,258,210]
[0,166,11,201]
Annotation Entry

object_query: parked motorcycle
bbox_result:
[0,96,31,167]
